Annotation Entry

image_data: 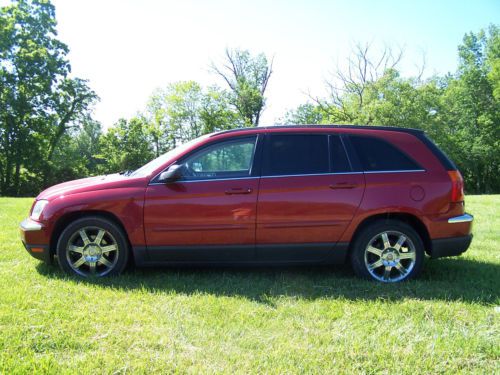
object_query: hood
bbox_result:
[36,174,146,201]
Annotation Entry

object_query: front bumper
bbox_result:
[20,218,51,263]
[430,213,474,258]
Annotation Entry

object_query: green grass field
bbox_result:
[0,196,498,374]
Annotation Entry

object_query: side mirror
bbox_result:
[158,164,183,183]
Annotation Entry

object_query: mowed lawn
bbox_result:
[0,197,498,374]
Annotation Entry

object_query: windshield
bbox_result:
[129,136,207,178]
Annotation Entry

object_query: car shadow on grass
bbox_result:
[36,257,499,305]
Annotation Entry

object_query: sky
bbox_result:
[43,0,500,128]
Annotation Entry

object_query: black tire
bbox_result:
[350,220,424,282]
[56,216,129,277]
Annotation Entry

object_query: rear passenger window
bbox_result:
[264,134,329,176]
[350,135,422,172]
[330,135,351,172]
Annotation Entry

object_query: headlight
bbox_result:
[31,200,49,220]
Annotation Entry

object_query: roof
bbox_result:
[210,124,424,137]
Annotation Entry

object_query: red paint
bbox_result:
[144,178,259,246]
[256,173,365,244]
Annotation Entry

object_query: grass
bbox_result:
[0,196,499,374]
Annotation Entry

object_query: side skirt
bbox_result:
[132,242,349,267]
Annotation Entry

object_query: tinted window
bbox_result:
[330,135,351,172]
[350,135,421,171]
[181,137,256,180]
[264,134,329,176]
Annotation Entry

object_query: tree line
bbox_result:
[1,0,499,196]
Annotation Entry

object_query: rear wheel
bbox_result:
[56,216,129,277]
[350,220,424,282]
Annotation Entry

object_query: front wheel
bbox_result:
[56,216,129,277]
[350,220,424,282]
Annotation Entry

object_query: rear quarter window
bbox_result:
[349,135,422,172]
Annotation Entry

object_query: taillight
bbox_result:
[448,170,464,202]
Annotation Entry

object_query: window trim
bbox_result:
[149,169,426,185]
[150,135,262,184]
[149,176,260,185]
[260,171,363,179]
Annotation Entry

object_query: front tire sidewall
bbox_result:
[350,220,425,282]
[56,217,129,277]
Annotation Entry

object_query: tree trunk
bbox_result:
[13,158,21,196]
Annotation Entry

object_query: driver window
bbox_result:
[181,136,257,180]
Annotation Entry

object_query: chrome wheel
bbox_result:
[66,226,119,277]
[364,230,417,282]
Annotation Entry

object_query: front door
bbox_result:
[256,133,365,261]
[144,136,260,262]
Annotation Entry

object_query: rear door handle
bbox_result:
[329,182,357,190]
[225,187,253,195]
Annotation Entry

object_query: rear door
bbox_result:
[255,133,365,261]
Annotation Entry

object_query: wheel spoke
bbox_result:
[368,259,384,270]
[382,266,392,280]
[395,262,408,276]
[94,230,105,245]
[367,246,383,257]
[101,245,117,253]
[89,262,97,274]
[381,232,391,249]
[399,251,416,260]
[68,245,84,254]
[79,229,91,245]
[72,256,86,268]
[99,257,112,268]
[394,235,407,251]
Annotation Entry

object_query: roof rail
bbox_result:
[210,124,424,136]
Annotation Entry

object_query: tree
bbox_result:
[200,86,242,132]
[0,0,97,195]
[280,103,325,125]
[41,78,98,185]
[312,43,405,124]
[25,119,104,193]
[211,48,273,126]
[72,119,103,175]
[438,26,500,193]
[144,82,242,154]
[145,82,205,152]
[97,117,155,174]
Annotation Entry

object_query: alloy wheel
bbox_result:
[66,226,120,277]
[363,230,417,282]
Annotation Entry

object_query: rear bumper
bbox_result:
[430,234,473,258]
[430,213,473,258]
[20,218,52,263]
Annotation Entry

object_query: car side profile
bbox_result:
[20,125,473,282]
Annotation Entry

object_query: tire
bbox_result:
[56,216,129,277]
[350,220,424,282]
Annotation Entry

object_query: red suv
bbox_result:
[20,125,473,282]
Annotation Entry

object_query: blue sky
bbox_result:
[46,0,500,128]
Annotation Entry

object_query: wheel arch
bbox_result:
[348,212,431,256]
[50,210,133,259]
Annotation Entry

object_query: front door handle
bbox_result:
[225,187,253,195]
[329,182,357,190]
